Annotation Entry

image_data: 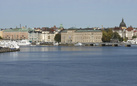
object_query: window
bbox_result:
[48,36,50,39]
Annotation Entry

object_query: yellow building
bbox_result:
[3,28,29,40]
[61,29,102,43]
[0,30,3,38]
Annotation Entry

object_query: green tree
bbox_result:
[123,37,128,42]
[102,29,124,42]
[107,29,113,42]
[54,34,61,43]
[132,36,136,39]
[102,29,113,42]
[112,32,123,42]
[0,36,2,39]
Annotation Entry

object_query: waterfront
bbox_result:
[0,46,137,86]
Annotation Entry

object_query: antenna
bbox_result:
[20,24,21,28]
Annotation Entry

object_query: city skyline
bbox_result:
[0,0,137,28]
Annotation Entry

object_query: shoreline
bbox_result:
[0,48,20,53]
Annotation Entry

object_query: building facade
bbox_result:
[28,30,42,42]
[61,29,102,43]
[0,30,3,38]
[113,19,135,40]
[113,27,126,38]
[3,28,30,40]
[126,27,134,40]
[41,31,57,43]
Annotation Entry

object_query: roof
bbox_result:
[113,27,122,30]
[75,30,101,32]
[127,27,133,31]
[3,28,31,32]
[61,30,68,33]
[119,18,126,27]
[61,29,102,33]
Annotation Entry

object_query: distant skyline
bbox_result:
[0,0,137,28]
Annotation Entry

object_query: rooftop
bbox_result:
[61,29,102,33]
[4,28,31,32]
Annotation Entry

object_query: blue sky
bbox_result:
[0,0,137,28]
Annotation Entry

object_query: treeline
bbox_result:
[102,29,124,42]
[0,36,2,39]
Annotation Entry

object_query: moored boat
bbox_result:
[74,42,83,46]
[17,40,31,46]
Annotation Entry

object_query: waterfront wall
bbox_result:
[0,48,20,53]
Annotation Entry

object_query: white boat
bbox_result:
[0,40,20,49]
[53,42,59,46]
[127,39,137,44]
[17,40,31,46]
[74,42,83,46]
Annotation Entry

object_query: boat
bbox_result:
[74,42,83,46]
[0,40,20,49]
[53,42,59,46]
[127,39,137,44]
[17,40,31,46]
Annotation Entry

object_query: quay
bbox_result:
[59,42,131,47]
[0,47,20,53]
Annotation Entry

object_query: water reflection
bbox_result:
[0,46,135,62]
[0,46,103,62]
[20,46,103,52]
[0,52,18,61]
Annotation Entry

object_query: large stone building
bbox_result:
[3,28,30,40]
[0,30,3,38]
[61,29,102,43]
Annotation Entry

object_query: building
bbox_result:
[30,25,63,43]
[126,27,134,40]
[0,30,3,38]
[113,19,135,40]
[61,29,102,43]
[41,31,55,43]
[3,28,30,40]
[28,30,42,42]
[113,27,126,38]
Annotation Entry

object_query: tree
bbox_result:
[0,36,2,39]
[112,32,123,42]
[102,29,123,42]
[102,29,113,42]
[54,34,61,43]
[132,36,136,39]
[123,37,128,42]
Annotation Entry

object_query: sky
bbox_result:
[0,0,137,28]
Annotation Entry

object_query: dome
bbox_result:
[119,18,126,27]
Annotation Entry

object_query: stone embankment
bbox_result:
[0,47,20,53]
[58,43,131,47]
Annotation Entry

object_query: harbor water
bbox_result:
[0,46,137,86]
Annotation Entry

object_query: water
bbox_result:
[0,46,137,86]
